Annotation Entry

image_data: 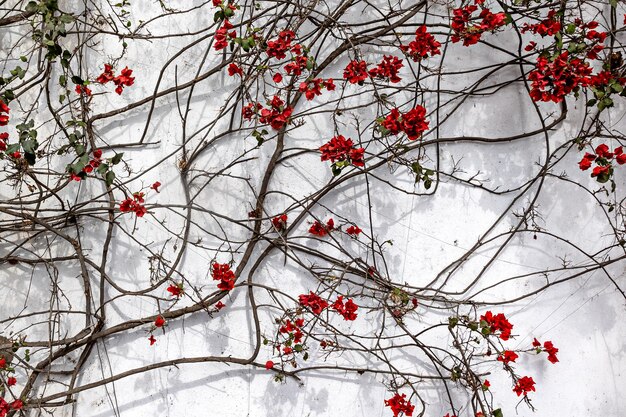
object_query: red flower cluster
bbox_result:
[70,149,102,181]
[266,30,296,60]
[480,311,513,340]
[451,1,507,46]
[0,99,11,152]
[588,70,626,89]
[532,338,559,363]
[320,135,365,168]
[513,376,536,397]
[578,144,626,183]
[343,60,369,85]
[298,292,329,314]
[299,78,335,100]
[119,192,147,217]
[0,99,9,126]
[250,95,293,130]
[97,64,135,95]
[228,63,243,76]
[284,55,309,76]
[331,296,358,320]
[368,55,404,83]
[528,52,592,102]
[384,393,414,417]
[401,26,441,61]
[346,225,362,236]
[214,19,236,50]
[402,106,430,140]
[211,262,236,291]
[521,10,561,37]
[272,214,288,231]
[379,107,429,140]
[279,317,305,347]
[497,350,518,364]
[0,397,23,415]
[149,335,157,345]
[75,84,92,96]
[309,218,334,237]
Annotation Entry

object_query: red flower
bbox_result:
[309,218,334,237]
[119,192,148,217]
[591,165,610,178]
[480,311,513,340]
[482,380,491,390]
[521,10,561,37]
[0,132,7,151]
[10,400,23,410]
[151,181,161,192]
[266,30,296,60]
[284,55,308,76]
[298,291,329,315]
[384,393,414,417]
[272,214,288,231]
[595,143,612,158]
[299,78,334,100]
[154,315,165,327]
[346,225,362,236]
[543,340,559,364]
[320,135,365,168]
[273,73,283,83]
[6,377,16,387]
[532,337,541,347]
[380,108,403,135]
[368,55,404,83]
[113,67,135,94]
[214,19,236,50]
[578,152,596,170]
[402,106,429,140]
[149,335,157,345]
[331,296,358,320]
[97,64,115,84]
[215,301,226,310]
[98,64,135,94]
[529,52,592,102]
[0,99,10,114]
[228,63,243,76]
[524,41,537,52]
[265,360,274,370]
[401,26,441,61]
[211,262,236,291]
[75,84,92,96]
[167,284,183,297]
[497,350,519,364]
[513,376,536,397]
[256,96,293,130]
[616,147,626,165]
[343,60,369,85]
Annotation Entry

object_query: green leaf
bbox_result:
[105,170,116,187]
[97,163,109,175]
[111,152,124,165]
[493,409,503,417]
[21,138,38,154]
